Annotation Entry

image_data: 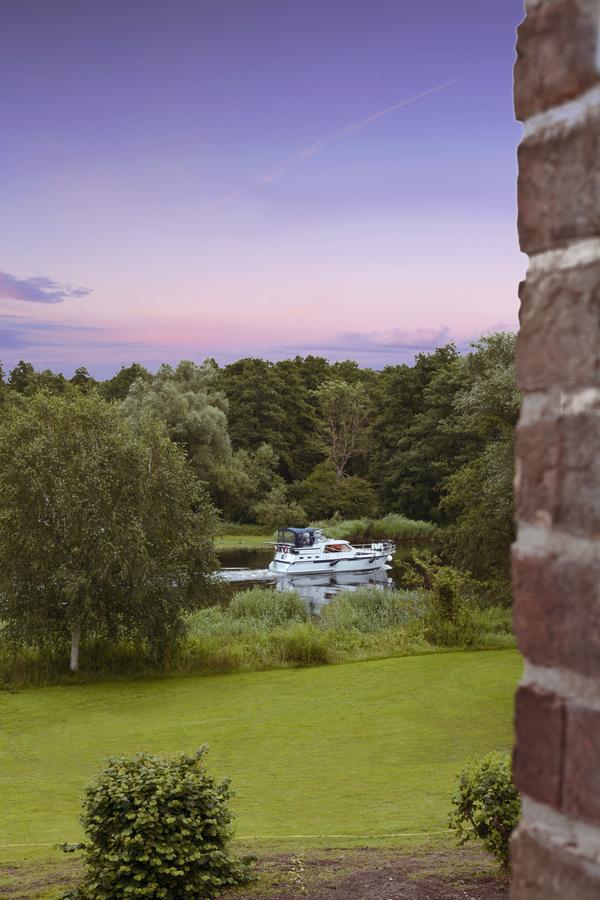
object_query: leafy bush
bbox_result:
[301,463,378,520]
[63,748,253,899]
[253,484,307,530]
[449,752,520,870]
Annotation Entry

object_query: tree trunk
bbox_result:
[70,625,81,673]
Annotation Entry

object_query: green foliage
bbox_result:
[8,359,36,392]
[369,345,469,521]
[440,333,519,598]
[220,357,320,481]
[8,359,70,396]
[449,752,520,870]
[402,551,511,648]
[212,443,281,523]
[312,513,438,542]
[302,463,378,520]
[0,582,514,686]
[63,748,253,898]
[227,588,309,629]
[122,359,230,480]
[253,484,307,530]
[442,435,514,596]
[313,379,372,478]
[69,366,96,393]
[0,392,219,673]
[320,587,425,632]
[98,362,152,401]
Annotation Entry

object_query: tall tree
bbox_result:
[369,345,470,520]
[441,333,520,594]
[0,393,219,672]
[314,379,372,479]
[70,366,97,393]
[99,362,152,401]
[122,359,230,481]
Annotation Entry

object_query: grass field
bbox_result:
[0,649,520,877]
[216,533,273,550]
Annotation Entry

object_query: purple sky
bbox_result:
[0,0,526,378]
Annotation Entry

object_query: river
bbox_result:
[216,543,424,611]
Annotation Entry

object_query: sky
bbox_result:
[0,0,526,378]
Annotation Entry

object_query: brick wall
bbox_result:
[512,1,600,896]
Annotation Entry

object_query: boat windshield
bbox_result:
[277,528,316,547]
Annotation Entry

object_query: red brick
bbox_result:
[564,704,600,825]
[512,545,600,678]
[515,0,600,121]
[515,420,561,528]
[517,264,600,390]
[513,685,565,806]
[516,414,600,538]
[518,116,600,254]
[511,826,600,899]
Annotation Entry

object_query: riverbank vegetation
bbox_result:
[0,586,513,688]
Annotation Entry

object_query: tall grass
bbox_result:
[0,587,513,688]
[312,514,439,542]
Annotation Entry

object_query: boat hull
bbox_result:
[269,553,390,576]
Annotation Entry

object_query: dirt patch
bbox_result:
[225,848,508,900]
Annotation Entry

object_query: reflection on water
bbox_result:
[217,546,397,610]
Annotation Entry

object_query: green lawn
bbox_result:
[0,649,520,869]
[215,534,273,550]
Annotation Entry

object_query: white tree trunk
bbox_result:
[70,625,81,673]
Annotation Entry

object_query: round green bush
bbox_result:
[63,748,253,898]
[449,751,520,870]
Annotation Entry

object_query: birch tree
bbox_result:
[0,393,219,672]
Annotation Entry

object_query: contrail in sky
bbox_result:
[209,76,462,209]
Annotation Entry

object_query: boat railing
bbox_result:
[352,540,396,552]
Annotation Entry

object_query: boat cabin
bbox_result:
[277,527,320,548]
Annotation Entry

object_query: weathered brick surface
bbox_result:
[514,0,600,895]
[564,705,600,825]
[515,0,600,121]
[516,414,600,537]
[518,117,600,254]
[512,544,600,678]
[511,827,600,899]
[513,685,565,807]
[517,264,600,390]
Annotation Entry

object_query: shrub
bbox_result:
[227,588,309,629]
[253,485,307,530]
[449,752,520,870]
[63,748,253,899]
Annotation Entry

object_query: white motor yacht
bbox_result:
[268,527,395,576]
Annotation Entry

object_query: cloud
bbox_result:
[0,315,99,351]
[0,270,92,304]
[210,77,463,208]
[286,326,462,355]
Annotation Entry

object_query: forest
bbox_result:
[0,331,518,602]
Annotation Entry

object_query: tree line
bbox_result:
[0,332,518,670]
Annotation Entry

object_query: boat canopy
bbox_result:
[277,527,318,547]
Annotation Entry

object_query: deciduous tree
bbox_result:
[0,393,219,672]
